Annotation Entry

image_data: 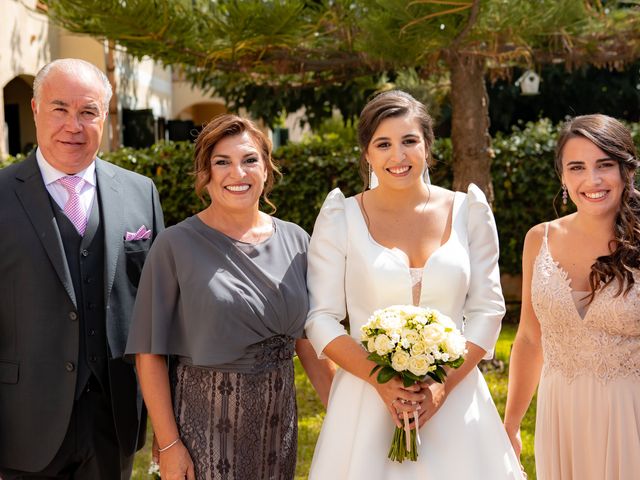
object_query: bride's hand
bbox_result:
[415,380,447,428]
[372,377,425,428]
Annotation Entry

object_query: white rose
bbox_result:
[402,328,420,344]
[381,312,403,331]
[422,323,446,345]
[413,314,429,325]
[360,329,369,342]
[391,350,411,372]
[367,338,376,353]
[444,334,467,357]
[410,340,428,356]
[374,334,394,355]
[408,354,432,377]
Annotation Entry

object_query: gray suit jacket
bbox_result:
[0,152,164,471]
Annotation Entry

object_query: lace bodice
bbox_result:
[531,227,640,383]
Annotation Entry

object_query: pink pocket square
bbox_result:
[125,225,152,241]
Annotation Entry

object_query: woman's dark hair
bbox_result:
[556,114,640,300]
[357,90,435,188]
[193,114,280,212]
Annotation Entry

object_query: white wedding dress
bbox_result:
[305,185,524,479]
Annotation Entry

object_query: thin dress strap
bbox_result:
[543,222,550,248]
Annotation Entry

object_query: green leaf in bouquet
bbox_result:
[402,375,419,388]
[367,352,391,366]
[428,366,447,383]
[369,364,382,377]
[377,366,398,384]
[449,356,465,369]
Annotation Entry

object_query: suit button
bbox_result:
[87,303,95,310]
[85,277,93,284]
[81,249,89,257]
[89,356,97,362]
[69,312,78,321]
[65,362,75,372]
[89,329,96,336]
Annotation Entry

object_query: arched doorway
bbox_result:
[3,75,36,156]
[168,101,227,141]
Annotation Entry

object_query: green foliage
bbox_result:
[104,142,203,227]
[270,131,363,231]
[4,118,639,275]
[491,119,567,274]
[43,0,640,129]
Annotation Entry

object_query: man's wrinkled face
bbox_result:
[32,67,107,174]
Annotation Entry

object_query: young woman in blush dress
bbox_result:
[505,114,640,480]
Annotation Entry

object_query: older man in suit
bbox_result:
[0,58,164,479]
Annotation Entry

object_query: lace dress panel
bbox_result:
[531,239,640,383]
[169,336,297,480]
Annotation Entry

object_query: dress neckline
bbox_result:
[191,214,277,247]
[539,223,595,321]
[349,191,461,271]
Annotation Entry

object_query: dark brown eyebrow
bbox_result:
[372,133,421,143]
[211,152,259,160]
[565,157,614,166]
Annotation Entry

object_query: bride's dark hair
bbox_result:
[555,114,640,301]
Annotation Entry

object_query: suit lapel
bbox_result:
[14,154,77,307]
[95,159,123,303]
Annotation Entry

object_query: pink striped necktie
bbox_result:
[58,176,87,236]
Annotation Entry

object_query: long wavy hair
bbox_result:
[555,114,640,300]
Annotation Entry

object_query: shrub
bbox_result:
[492,119,566,274]
[105,142,202,226]
[4,118,638,275]
[271,132,361,232]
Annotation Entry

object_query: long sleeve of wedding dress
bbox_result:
[304,185,523,480]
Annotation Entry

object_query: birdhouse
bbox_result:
[515,70,541,96]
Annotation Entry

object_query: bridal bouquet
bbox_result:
[361,305,467,462]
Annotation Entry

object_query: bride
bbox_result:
[305,90,524,479]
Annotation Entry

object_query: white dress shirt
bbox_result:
[36,148,97,216]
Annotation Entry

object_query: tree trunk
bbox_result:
[106,40,120,151]
[446,52,493,204]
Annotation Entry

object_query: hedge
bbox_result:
[4,118,639,275]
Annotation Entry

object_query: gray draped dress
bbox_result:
[126,215,309,480]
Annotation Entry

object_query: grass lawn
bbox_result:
[132,322,537,479]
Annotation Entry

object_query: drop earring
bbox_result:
[562,184,568,205]
[368,163,379,189]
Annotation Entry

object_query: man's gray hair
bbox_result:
[33,58,113,112]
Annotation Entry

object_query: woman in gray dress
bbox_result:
[126,114,334,480]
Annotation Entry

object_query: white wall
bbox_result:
[1,1,180,156]
[0,0,51,157]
